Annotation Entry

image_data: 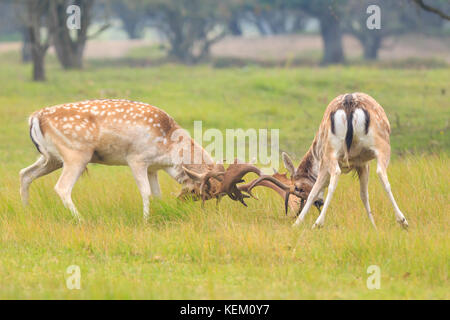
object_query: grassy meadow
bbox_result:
[0,52,448,299]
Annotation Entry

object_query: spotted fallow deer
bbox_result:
[20,99,260,221]
[248,93,409,230]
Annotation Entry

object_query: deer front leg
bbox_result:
[129,160,151,222]
[148,171,162,198]
[312,163,341,229]
[293,169,329,227]
[376,162,408,229]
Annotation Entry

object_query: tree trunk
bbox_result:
[166,14,198,64]
[53,35,85,69]
[113,1,142,39]
[228,17,242,36]
[49,0,92,70]
[25,1,50,81]
[362,35,382,60]
[319,15,344,65]
[21,28,32,63]
[255,18,271,36]
[123,20,140,39]
[31,48,46,81]
[169,44,195,64]
[154,4,226,65]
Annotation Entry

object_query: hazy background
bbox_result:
[0,0,449,80]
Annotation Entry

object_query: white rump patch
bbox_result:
[352,108,368,136]
[332,109,347,138]
[329,109,347,153]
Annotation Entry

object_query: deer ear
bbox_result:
[182,166,204,181]
[282,152,296,177]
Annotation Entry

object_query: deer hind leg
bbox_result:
[129,160,151,222]
[54,155,90,222]
[148,171,161,198]
[20,156,62,205]
[293,168,329,227]
[357,164,377,230]
[312,161,341,229]
[376,151,408,229]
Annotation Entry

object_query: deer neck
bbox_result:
[296,138,321,184]
[166,134,216,185]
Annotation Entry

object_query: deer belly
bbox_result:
[91,130,169,166]
[349,134,375,163]
[90,144,129,165]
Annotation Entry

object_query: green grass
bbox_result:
[0,52,449,299]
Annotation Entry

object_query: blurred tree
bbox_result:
[411,0,450,20]
[110,0,147,39]
[343,0,448,60]
[48,0,108,69]
[286,0,346,64]
[407,1,449,35]
[21,27,32,63]
[0,0,20,39]
[226,0,253,36]
[144,0,231,64]
[247,0,306,35]
[18,0,51,81]
[0,0,31,62]
[343,0,400,60]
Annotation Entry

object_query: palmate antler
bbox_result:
[218,161,261,206]
[183,160,262,207]
[182,161,310,214]
[246,174,297,215]
[239,171,304,215]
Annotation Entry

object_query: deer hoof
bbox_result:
[312,221,324,229]
[397,218,409,230]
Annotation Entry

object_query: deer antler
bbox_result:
[248,175,293,214]
[243,172,303,214]
[183,160,261,207]
[217,160,261,207]
[182,164,225,206]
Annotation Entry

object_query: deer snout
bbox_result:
[314,199,324,211]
